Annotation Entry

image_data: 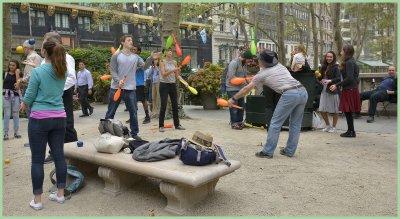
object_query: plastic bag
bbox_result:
[94,132,132,154]
[312,111,324,130]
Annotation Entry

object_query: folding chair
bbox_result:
[376,101,392,119]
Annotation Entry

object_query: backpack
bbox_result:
[98,119,131,138]
[49,165,84,199]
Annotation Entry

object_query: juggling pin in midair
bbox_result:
[250,27,257,56]
[162,35,174,59]
[171,32,182,57]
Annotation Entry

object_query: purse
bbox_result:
[179,138,216,166]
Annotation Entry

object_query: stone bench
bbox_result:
[63,140,241,215]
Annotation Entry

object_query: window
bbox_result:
[220,19,224,32]
[55,13,69,28]
[30,10,45,26]
[78,16,91,31]
[99,23,110,32]
[11,8,18,24]
[122,23,129,33]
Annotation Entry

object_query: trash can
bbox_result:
[263,70,316,130]
[245,95,268,126]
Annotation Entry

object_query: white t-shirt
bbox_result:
[291,53,306,71]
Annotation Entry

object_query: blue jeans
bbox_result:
[263,87,308,157]
[220,83,227,95]
[105,89,139,137]
[3,95,20,133]
[227,91,244,124]
[29,118,67,195]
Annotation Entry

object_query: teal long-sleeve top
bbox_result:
[23,63,67,111]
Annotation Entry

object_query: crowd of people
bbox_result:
[2,32,396,210]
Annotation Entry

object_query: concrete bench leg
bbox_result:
[160,179,219,215]
[98,166,144,197]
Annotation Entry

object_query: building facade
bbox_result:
[10,2,212,69]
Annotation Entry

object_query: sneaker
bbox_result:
[159,127,165,132]
[30,199,43,210]
[89,107,94,115]
[133,135,143,141]
[322,126,331,132]
[44,154,54,164]
[328,127,336,133]
[175,125,185,130]
[255,151,273,158]
[366,116,374,123]
[3,133,9,141]
[14,133,22,139]
[280,149,293,157]
[49,193,65,204]
[143,117,150,124]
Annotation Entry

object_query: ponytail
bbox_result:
[43,41,67,79]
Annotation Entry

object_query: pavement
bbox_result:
[2,102,397,216]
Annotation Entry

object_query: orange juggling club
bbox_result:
[230,76,254,85]
[111,47,116,54]
[217,98,243,109]
[164,123,173,128]
[171,32,182,57]
[179,55,191,69]
[113,76,127,102]
[100,74,112,80]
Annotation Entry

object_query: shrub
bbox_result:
[188,63,224,96]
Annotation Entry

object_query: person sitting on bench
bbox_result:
[355,66,397,123]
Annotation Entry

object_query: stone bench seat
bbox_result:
[63,140,241,215]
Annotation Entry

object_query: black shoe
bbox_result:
[175,125,185,130]
[255,151,273,158]
[89,107,94,115]
[340,131,356,138]
[143,117,150,124]
[280,149,293,157]
[3,134,9,141]
[44,154,54,164]
[79,114,89,117]
[159,127,165,132]
[366,116,374,123]
[133,135,143,141]
[14,133,22,139]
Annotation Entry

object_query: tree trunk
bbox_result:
[393,3,397,65]
[3,3,12,71]
[310,3,319,69]
[277,3,286,66]
[152,3,188,120]
[318,4,325,63]
[331,3,342,60]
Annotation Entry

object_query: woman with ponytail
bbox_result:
[21,41,68,210]
[329,45,361,138]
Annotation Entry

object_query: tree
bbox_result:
[309,3,319,69]
[330,3,342,60]
[277,3,286,66]
[3,3,12,71]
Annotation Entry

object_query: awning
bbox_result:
[357,60,390,67]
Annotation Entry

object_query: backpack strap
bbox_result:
[213,144,231,167]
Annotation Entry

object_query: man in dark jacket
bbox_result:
[356,66,397,123]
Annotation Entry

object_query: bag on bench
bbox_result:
[98,119,130,138]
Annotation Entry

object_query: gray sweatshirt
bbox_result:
[225,58,248,91]
[110,51,144,90]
